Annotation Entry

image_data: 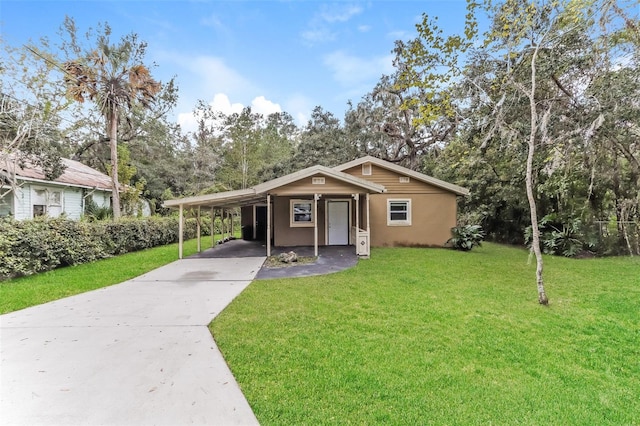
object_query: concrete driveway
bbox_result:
[0,257,265,426]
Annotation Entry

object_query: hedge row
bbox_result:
[0,216,228,281]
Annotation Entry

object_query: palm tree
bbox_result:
[64,32,160,218]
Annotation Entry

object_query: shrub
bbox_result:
[448,225,485,251]
[525,216,592,257]
[0,215,217,281]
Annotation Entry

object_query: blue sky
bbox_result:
[1,0,472,132]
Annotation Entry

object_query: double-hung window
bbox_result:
[387,199,411,226]
[290,199,314,227]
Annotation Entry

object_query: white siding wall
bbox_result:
[6,182,113,220]
[91,191,111,209]
[13,185,31,220]
[63,188,83,219]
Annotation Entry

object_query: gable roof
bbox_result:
[253,164,385,194]
[334,155,470,196]
[163,164,385,209]
[1,156,113,191]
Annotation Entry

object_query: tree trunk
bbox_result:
[525,45,549,305]
[109,108,121,219]
[526,132,549,305]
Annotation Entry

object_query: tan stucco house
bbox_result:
[163,156,469,258]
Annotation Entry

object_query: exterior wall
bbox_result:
[13,185,31,220]
[90,191,111,209]
[343,164,458,247]
[369,192,457,247]
[272,196,327,247]
[240,206,253,227]
[2,181,111,220]
[64,188,83,219]
[270,175,367,247]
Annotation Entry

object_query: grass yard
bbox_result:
[211,243,640,425]
[0,238,205,314]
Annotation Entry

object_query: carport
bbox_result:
[163,165,385,259]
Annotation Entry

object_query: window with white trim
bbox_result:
[387,199,411,226]
[290,199,315,227]
[362,163,372,176]
[32,188,63,218]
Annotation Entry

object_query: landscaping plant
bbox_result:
[447,224,485,251]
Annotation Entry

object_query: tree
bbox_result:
[392,1,478,128]
[216,107,264,189]
[62,18,161,218]
[1,39,71,194]
[292,106,356,170]
[257,111,297,180]
[345,73,454,170]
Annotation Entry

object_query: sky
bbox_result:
[1,0,472,133]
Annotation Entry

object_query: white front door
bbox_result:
[328,201,349,245]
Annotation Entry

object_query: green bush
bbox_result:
[525,215,593,257]
[447,224,485,251]
[0,216,220,280]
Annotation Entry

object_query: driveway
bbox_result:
[0,257,265,425]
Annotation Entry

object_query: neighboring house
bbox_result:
[0,156,113,220]
[164,156,469,258]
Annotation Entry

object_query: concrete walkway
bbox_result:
[0,257,265,426]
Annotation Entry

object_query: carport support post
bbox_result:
[210,207,214,247]
[178,204,184,259]
[366,193,370,234]
[353,193,360,232]
[314,194,319,257]
[266,194,271,257]
[196,206,201,253]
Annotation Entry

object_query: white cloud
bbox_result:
[210,93,244,115]
[323,50,395,87]
[155,51,264,133]
[387,30,412,40]
[358,24,371,33]
[177,111,198,133]
[251,96,282,116]
[177,94,285,133]
[301,28,337,44]
[319,4,363,23]
[301,3,363,45]
[186,56,256,95]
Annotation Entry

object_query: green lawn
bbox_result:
[210,243,640,425]
[0,238,204,314]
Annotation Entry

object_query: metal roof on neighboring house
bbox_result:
[0,156,114,191]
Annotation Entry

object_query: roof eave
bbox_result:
[3,175,113,192]
[253,165,385,194]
